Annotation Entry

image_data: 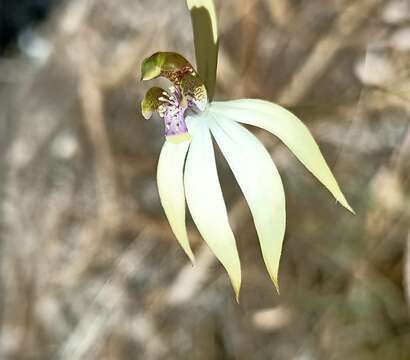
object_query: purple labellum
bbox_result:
[164,103,189,137]
[158,85,209,143]
[156,87,190,143]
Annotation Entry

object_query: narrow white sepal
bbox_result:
[184,118,242,299]
[211,100,354,213]
[209,113,285,292]
[157,140,194,263]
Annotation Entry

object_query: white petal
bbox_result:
[184,119,241,298]
[157,140,194,262]
[208,114,285,291]
[211,100,354,213]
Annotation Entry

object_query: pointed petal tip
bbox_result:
[267,271,280,295]
[336,196,355,214]
[224,263,241,302]
[344,202,355,215]
[186,249,195,265]
[232,278,241,303]
[272,277,280,295]
[221,264,241,302]
[344,203,355,215]
[177,242,195,263]
[226,266,241,303]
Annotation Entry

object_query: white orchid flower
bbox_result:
[140,0,353,299]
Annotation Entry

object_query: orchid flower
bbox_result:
[140,0,353,299]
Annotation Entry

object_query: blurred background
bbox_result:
[1,0,410,359]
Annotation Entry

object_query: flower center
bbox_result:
[160,86,189,138]
[140,52,208,143]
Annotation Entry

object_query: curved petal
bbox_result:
[141,86,168,120]
[157,140,194,262]
[141,52,194,81]
[208,114,285,292]
[184,118,241,299]
[211,100,354,213]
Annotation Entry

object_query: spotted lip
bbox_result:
[163,95,189,138]
[140,52,209,142]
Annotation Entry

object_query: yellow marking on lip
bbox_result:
[166,133,192,144]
